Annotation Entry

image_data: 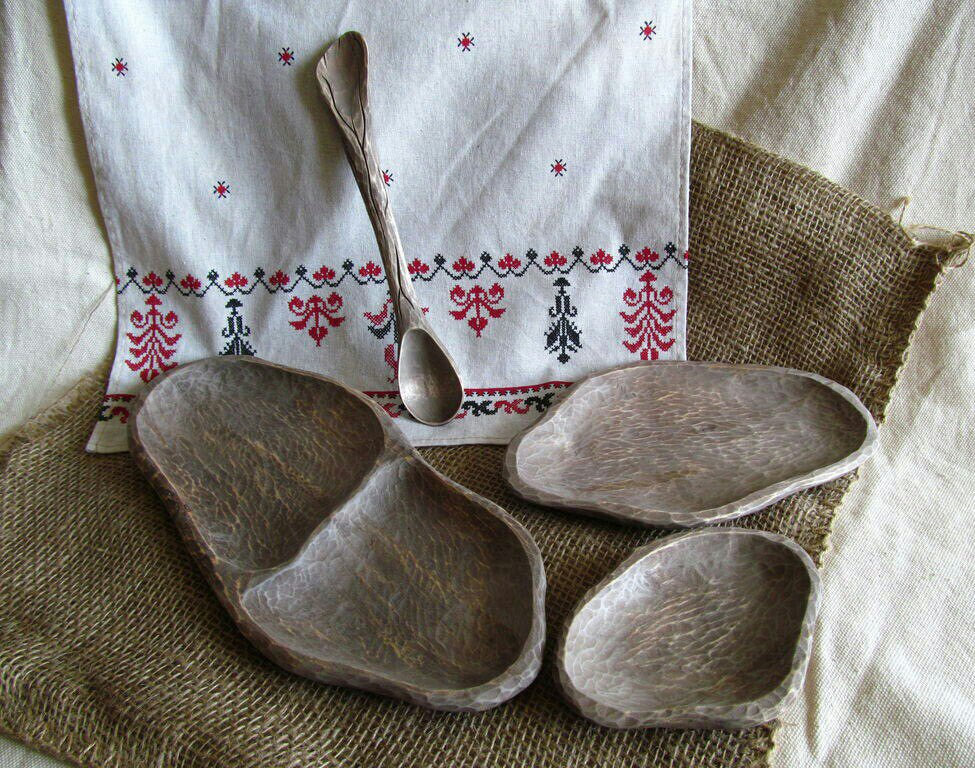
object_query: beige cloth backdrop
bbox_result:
[1,1,972,767]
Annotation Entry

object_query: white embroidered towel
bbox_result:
[65,1,692,452]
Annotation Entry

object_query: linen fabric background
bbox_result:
[63,0,692,453]
[1,1,974,768]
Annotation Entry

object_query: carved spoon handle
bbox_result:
[316,31,422,327]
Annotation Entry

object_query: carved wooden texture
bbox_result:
[129,356,545,711]
[557,528,821,729]
[316,31,462,425]
[505,361,878,528]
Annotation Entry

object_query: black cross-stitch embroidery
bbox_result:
[365,382,571,420]
[544,277,582,364]
[114,243,686,298]
[219,298,256,356]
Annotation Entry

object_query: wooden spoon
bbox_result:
[316,31,463,425]
[129,356,545,711]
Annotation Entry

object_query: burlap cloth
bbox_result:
[0,123,948,768]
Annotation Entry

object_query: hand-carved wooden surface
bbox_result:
[129,356,545,711]
[505,361,878,527]
[316,31,463,425]
[557,528,821,729]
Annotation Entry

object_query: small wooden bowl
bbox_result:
[130,357,545,712]
[505,361,877,528]
[556,528,820,729]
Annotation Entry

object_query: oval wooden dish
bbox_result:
[556,528,821,729]
[129,357,546,712]
[504,361,877,528]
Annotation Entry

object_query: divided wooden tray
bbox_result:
[129,356,545,712]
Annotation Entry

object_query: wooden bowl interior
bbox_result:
[562,532,812,711]
[516,365,868,516]
[242,457,535,689]
[135,359,386,571]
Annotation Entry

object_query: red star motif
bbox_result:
[278,47,295,66]
[457,33,474,52]
[640,20,657,41]
[382,169,393,186]
[112,57,128,77]
[550,159,567,177]
[212,181,230,199]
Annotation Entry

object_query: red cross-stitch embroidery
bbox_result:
[383,345,399,381]
[125,295,180,382]
[457,33,474,52]
[288,293,345,346]
[449,283,506,337]
[278,47,295,66]
[382,169,393,186]
[363,296,397,381]
[640,20,657,41]
[180,274,202,291]
[544,251,567,267]
[452,257,476,274]
[636,247,660,264]
[269,269,290,287]
[366,381,572,419]
[498,253,522,271]
[213,181,230,199]
[621,271,676,360]
[97,393,136,424]
[312,265,337,282]
[363,297,395,335]
[407,258,429,275]
[364,296,428,382]
[113,242,685,297]
[112,58,128,76]
[359,261,383,278]
[550,159,567,177]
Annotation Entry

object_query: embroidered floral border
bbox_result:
[115,243,689,297]
[96,381,575,425]
[109,242,685,399]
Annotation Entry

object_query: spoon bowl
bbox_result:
[399,328,465,425]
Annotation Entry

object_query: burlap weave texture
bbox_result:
[0,123,946,768]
